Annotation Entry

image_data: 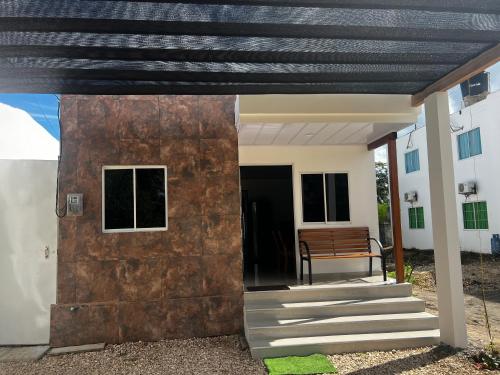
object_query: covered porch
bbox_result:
[3,0,499,357]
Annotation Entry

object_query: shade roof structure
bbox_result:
[1,0,499,102]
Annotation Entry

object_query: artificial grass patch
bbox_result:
[264,354,337,375]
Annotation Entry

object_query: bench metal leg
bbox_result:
[308,258,312,285]
[382,256,387,282]
[300,258,304,282]
[369,257,373,276]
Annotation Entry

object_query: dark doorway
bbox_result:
[240,166,296,286]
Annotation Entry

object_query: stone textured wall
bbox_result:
[51,95,243,347]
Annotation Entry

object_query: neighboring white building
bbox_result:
[0,103,59,344]
[397,90,500,254]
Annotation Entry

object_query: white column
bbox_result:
[424,92,467,347]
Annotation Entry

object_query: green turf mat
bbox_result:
[264,354,337,375]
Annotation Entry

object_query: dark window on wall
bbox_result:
[301,173,350,223]
[103,166,167,232]
[301,174,325,222]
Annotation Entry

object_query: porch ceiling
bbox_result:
[0,1,499,98]
[238,121,405,146]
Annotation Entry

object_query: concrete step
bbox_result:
[244,283,412,304]
[247,312,439,339]
[249,329,441,359]
[245,296,425,320]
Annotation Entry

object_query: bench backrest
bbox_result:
[298,227,371,256]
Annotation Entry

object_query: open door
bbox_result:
[240,166,295,286]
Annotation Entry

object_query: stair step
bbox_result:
[245,297,425,320]
[244,283,412,304]
[247,312,439,339]
[249,329,440,359]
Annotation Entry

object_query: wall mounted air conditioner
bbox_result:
[458,182,477,196]
[404,191,418,203]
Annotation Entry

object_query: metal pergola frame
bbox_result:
[0,0,498,100]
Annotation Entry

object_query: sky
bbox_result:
[0,63,498,146]
[0,94,60,139]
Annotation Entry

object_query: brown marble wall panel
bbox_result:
[51,95,243,347]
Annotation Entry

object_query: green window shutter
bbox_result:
[408,207,416,229]
[458,132,470,160]
[416,207,425,229]
[475,201,488,230]
[463,202,475,229]
[469,128,482,157]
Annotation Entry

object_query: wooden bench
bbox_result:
[298,227,388,285]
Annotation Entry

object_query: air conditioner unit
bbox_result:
[404,191,418,203]
[458,182,477,196]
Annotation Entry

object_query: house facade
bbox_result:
[51,95,243,346]
[50,94,417,347]
[397,90,500,253]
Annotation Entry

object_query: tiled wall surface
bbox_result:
[51,95,243,347]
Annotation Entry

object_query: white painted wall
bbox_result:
[239,145,380,276]
[0,160,58,345]
[0,103,59,160]
[397,91,500,253]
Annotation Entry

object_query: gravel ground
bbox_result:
[0,336,266,375]
[0,337,486,375]
[328,346,485,375]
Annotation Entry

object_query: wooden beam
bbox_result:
[367,132,397,151]
[412,44,500,106]
[387,136,405,284]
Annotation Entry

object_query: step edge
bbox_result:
[248,329,441,349]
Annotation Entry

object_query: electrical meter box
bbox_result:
[67,193,83,216]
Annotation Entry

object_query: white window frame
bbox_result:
[102,165,168,233]
[300,172,351,224]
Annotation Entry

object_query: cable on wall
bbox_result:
[55,96,67,218]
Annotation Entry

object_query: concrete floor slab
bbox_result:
[48,343,105,356]
[0,346,49,362]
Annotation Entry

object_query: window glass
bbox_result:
[405,150,420,173]
[463,201,488,230]
[325,173,350,221]
[469,128,482,157]
[408,207,424,229]
[458,128,482,160]
[416,207,425,229]
[104,169,134,230]
[103,167,167,232]
[301,174,325,222]
[136,168,166,229]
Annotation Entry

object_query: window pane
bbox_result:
[469,128,482,157]
[405,150,419,173]
[458,132,470,160]
[325,173,350,221]
[136,168,166,229]
[408,207,416,229]
[475,201,488,230]
[416,207,425,229]
[462,202,475,229]
[104,169,134,230]
[301,174,325,222]
[405,152,411,173]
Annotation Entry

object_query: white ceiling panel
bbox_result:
[273,123,307,145]
[254,123,283,145]
[289,123,329,145]
[307,122,348,145]
[238,123,262,145]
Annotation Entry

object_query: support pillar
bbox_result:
[387,136,404,284]
[424,92,467,347]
